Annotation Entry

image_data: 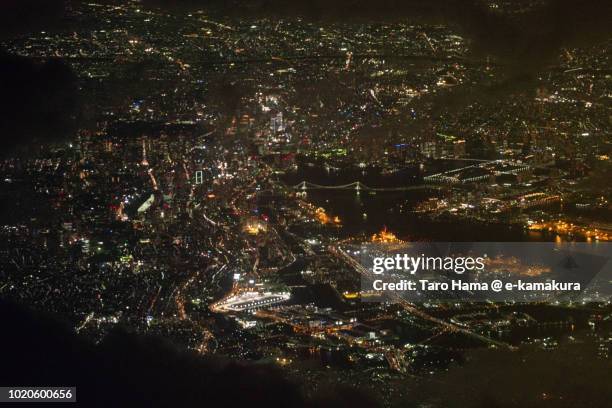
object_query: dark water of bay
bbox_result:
[282,162,553,242]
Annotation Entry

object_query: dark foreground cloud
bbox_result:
[0,0,69,40]
[413,344,612,408]
[0,1,80,154]
[0,51,80,154]
[0,300,378,408]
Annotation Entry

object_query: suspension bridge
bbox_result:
[292,181,435,192]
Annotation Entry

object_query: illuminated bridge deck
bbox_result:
[213,291,291,313]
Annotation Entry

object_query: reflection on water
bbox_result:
[283,161,554,242]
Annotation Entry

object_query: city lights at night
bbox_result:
[0,0,611,406]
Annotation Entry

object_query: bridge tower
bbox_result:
[296,181,308,198]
